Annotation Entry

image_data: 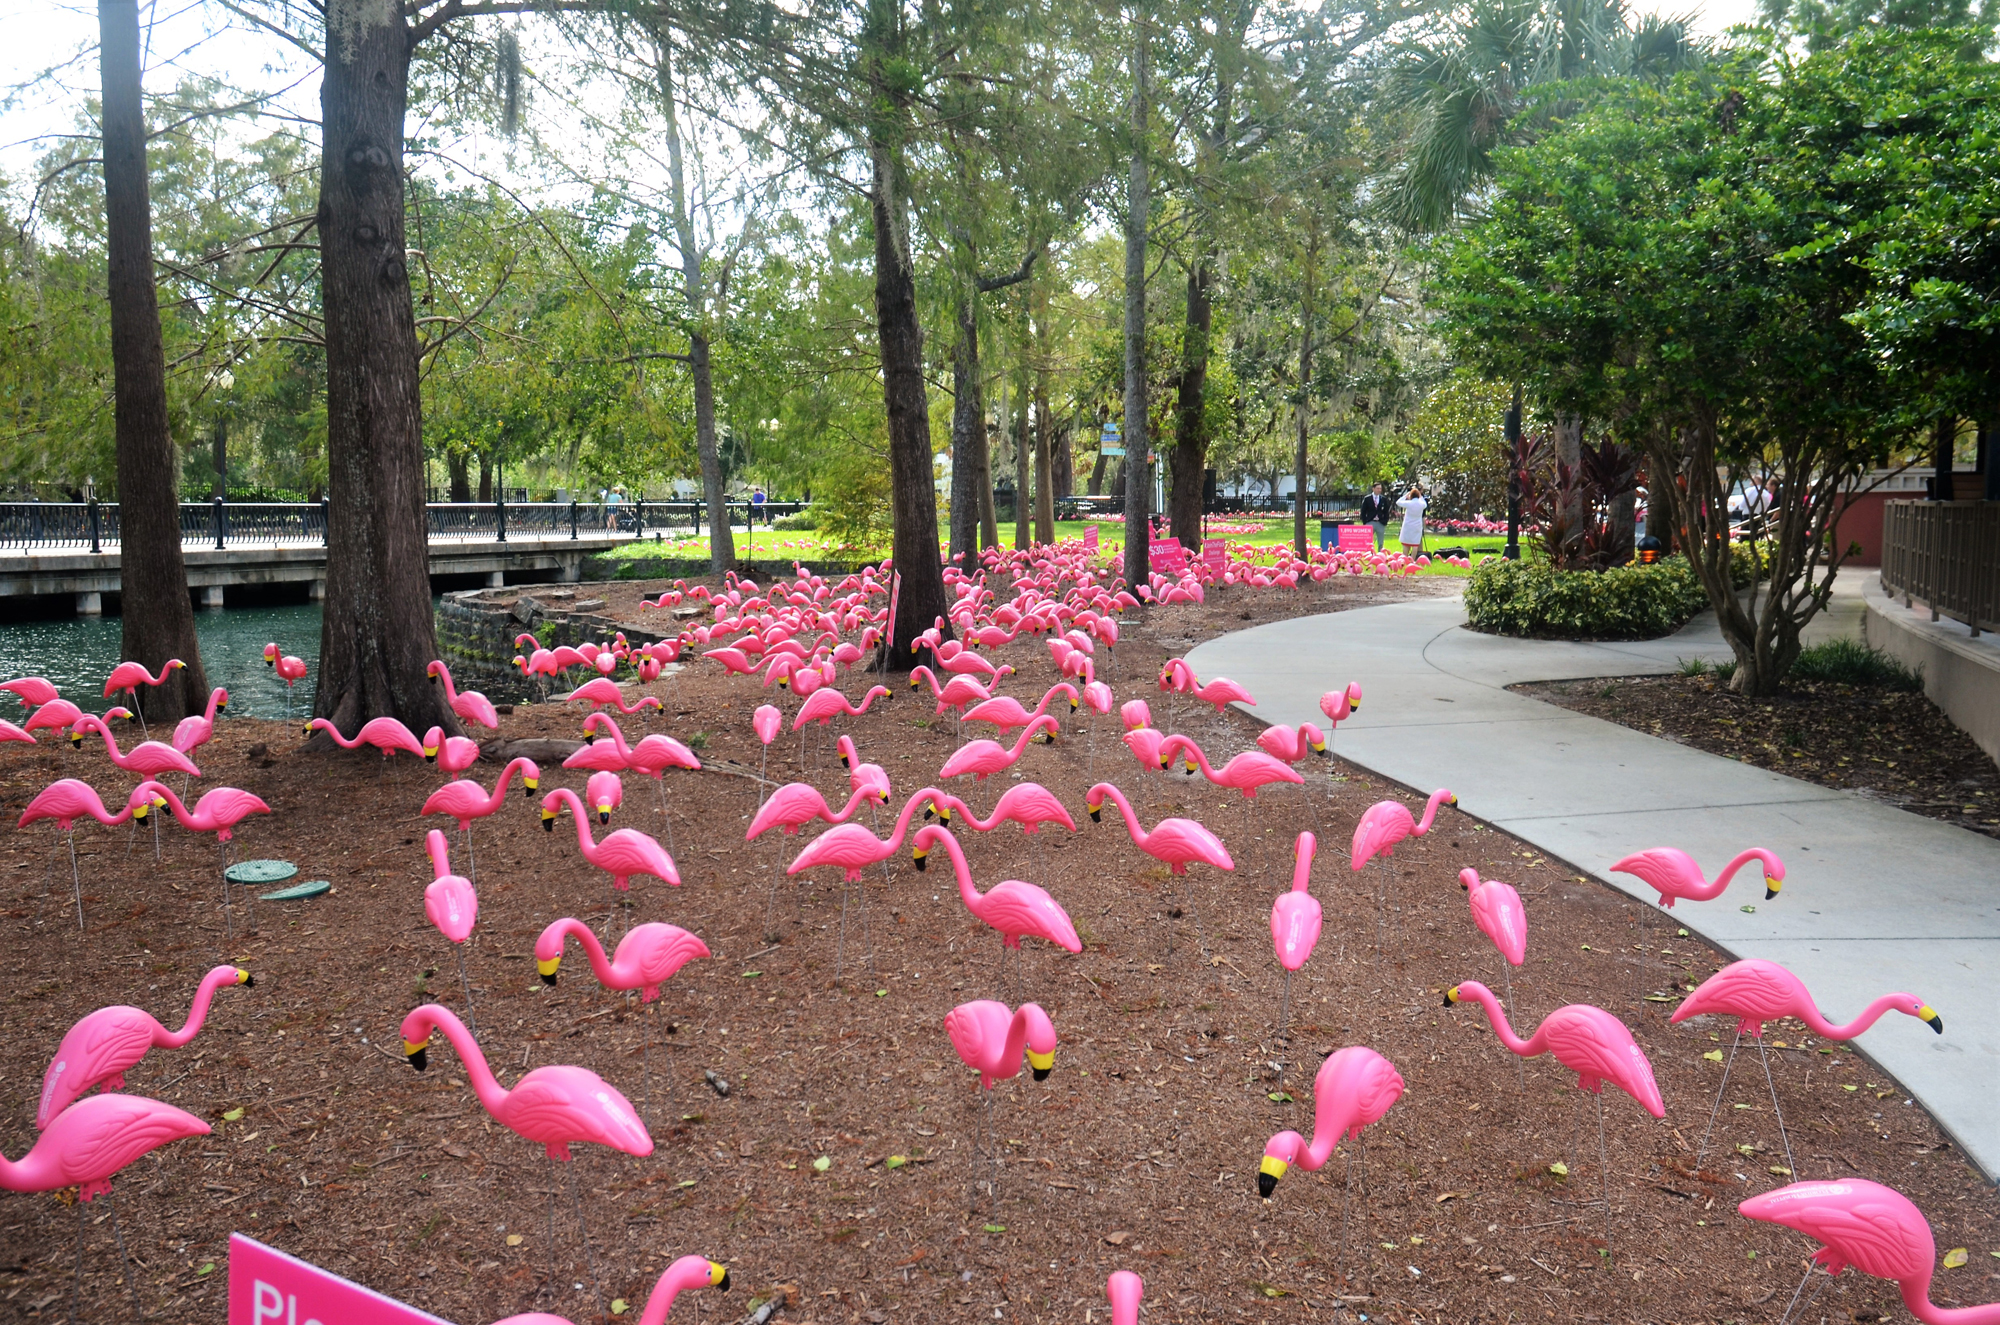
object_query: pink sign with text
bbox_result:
[229,1234,454,1325]
[1083,523,1099,553]
[1201,538,1226,573]
[1148,538,1188,576]
[1337,524,1375,553]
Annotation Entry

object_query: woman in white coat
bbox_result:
[1396,485,1427,554]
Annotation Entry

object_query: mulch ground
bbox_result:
[2,574,1994,1325]
[1515,673,2000,841]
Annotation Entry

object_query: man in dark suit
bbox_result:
[1359,482,1393,549]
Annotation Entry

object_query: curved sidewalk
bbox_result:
[1186,585,2000,1180]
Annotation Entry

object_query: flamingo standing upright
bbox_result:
[1270,832,1321,1066]
[17,780,150,929]
[912,824,1081,997]
[36,964,252,1127]
[171,688,228,764]
[535,916,711,1129]
[1256,1045,1405,1279]
[422,725,481,775]
[1737,1178,2000,1325]
[1085,782,1233,958]
[102,658,185,735]
[943,1000,1057,1215]
[428,659,498,728]
[1461,867,1530,1084]
[1350,788,1456,955]
[937,781,1075,878]
[1445,980,1664,1247]
[131,780,273,939]
[0,1093,208,1320]
[424,830,481,1035]
[571,713,700,850]
[263,645,308,719]
[1673,959,1941,1174]
[401,1004,650,1316]
[1612,846,1786,991]
[420,756,539,886]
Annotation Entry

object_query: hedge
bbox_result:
[1464,556,1710,639]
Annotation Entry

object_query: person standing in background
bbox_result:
[1359,482,1393,550]
[1396,484,1428,555]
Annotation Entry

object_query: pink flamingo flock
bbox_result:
[8,550,1963,1325]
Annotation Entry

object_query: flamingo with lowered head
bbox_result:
[0,676,59,708]
[945,998,1058,1215]
[963,682,1078,736]
[428,659,499,728]
[563,677,662,715]
[70,711,200,779]
[1256,1044,1405,1197]
[488,1256,728,1325]
[913,824,1081,994]
[304,715,425,762]
[939,714,1059,782]
[1611,845,1785,908]
[1084,783,1233,876]
[422,725,481,776]
[540,787,679,901]
[36,964,251,1128]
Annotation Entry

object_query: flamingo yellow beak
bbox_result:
[523,776,539,794]
[1026,1048,1054,1081]
[1087,802,1102,823]
[1257,1154,1288,1198]
[709,1261,731,1290]
[912,845,929,872]
[236,969,253,986]
[423,746,439,762]
[538,956,561,984]
[595,804,612,825]
[1350,698,1361,712]
[1919,1005,1943,1033]
[541,809,557,831]
[1443,986,1463,1006]
[1312,740,1327,755]
[404,1037,431,1071]
[1765,874,1782,899]
[301,723,314,738]
[132,801,148,822]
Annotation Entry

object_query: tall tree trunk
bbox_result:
[477,455,493,503]
[1293,226,1318,559]
[977,419,999,550]
[1555,414,1583,528]
[211,414,227,500]
[948,289,985,567]
[314,0,454,738]
[1033,285,1055,545]
[1052,418,1072,499]
[101,0,207,721]
[1171,257,1212,551]
[1120,13,1152,590]
[1013,365,1031,550]
[652,28,730,572]
[867,128,950,665]
[446,450,471,503]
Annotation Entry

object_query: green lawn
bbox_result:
[599,519,1509,574]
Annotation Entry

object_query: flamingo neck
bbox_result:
[554,918,616,987]
[1459,984,1534,1055]
[1716,848,1777,890]
[1414,789,1451,835]
[146,783,196,829]
[591,715,632,753]
[931,830,983,908]
[85,720,122,759]
[426,833,452,878]
[1096,786,1145,844]
[832,784,876,823]
[0,1143,55,1192]
[886,790,941,849]
[416,1008,507,1114]
[552,790,599,854]
[1006,720,1045,759]
[204,692,224,722]
[435,665,459,701]
[638,1259,712,1325]
[999,1004,1038,1073]
[1903,1276,2000,1325]
[488,760,527,809]
[160,966,236,1048]
[1811,994,1908,1040]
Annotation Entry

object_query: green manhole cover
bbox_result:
[225,859,298,885]
[259,880,330,902]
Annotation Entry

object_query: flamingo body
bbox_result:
[1,677,60,707]
[305,716,425,759]
[1672,960,1941,1040]
[422,758,541,831]
[0,1093,208,1200]
[424,830,478,943]
[132,781,270,843]
[103,658,184,699]
[787,788,950,882]
[18,779,144,832]
[36,965,250,1128]
[1257,1046,1405,1197]
[422,726,481,775]
[939,716,1058,781]
[1158,737,1303,798]
[534,917,710,1002]
[171,688,228,756]
[428,660,499,728]
[70,713,201,778]
[943,783,1075,835]
[1350,788,1456,867]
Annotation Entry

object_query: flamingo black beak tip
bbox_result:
[241,974,257,988]
[1256,1172,1278,1199]
[407,1046,429,1072]
[541,972,558,987]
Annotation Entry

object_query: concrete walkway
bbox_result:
[1186,575,2000,1179]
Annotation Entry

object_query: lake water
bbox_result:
[0,603,322,721]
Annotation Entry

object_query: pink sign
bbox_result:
[1201,538,1226,573]
[1148,537,1188,576]
[1337,524,1375,553]
[229,1234,453,1325]
[1083,523,1099,553]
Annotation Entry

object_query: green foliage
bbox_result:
[1464,555,1709,639]
[1403,373,1511,519]
[1789,638,1924,690]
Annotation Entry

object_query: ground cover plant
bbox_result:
[0,575,1991,1325]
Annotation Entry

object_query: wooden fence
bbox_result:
[1880,500,2000,637]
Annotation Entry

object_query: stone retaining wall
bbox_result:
[433,586,672,700]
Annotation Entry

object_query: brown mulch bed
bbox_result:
[1516,673,2000,841]
[1,574,1993,1325]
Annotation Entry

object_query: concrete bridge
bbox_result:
[0,500,654,612]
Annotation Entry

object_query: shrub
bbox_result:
[771,510,819,531]
[1464,555,1709,639]
[1789,638,1922,691]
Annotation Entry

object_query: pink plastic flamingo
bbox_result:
[132,780,273,938]
[911,666,997,718]
[70,711,200,779]
[17,780,149,928]
[1,676,59,708]
[1158,661,1254,714]
[102,659,185,732]
[25,698,84,739]
[794,685,893,730]
[913,824,1082,994]
[1256,722,1328,763]
[586,770,624,825]
[488,1257,729,1325]
[428,660,499,728]
[753,702,782,803]
[1256,1045,1405,1199]
[836,734,891,801]
[540,787,679,900]
[1106,1272,1143,1325]
[1611,846,1786,908]
[939,714,1059,781]
[944,999,1058,1214]
[36,965,251,1128]
[1158,736,1304,798]
[1,1091,207,1200]
[304,715,425,763]
[422,725,481,775]
[1673,959,1940,1173]
[0,720,34,746]
[421,756,538,886]
[563,678,662,715]
[747,781,886,840]
[1461,867,1529,1065]
[1446,979,1664,1240]
[1350,788,1456,953]
[262,643,308,689]
[1270,832,1321,1054]
[171,688,228,758]
[535,916,711,1002]
[962,683,1078,735]
[1319,682,1362,724]
[424,831,478,941]
[1084,783,1234,876]
[400,1003,652,1162]
[786,787,953,882]
[1738,1179,2000,1325]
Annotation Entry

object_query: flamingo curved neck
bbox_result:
[160,967,235,1048]
[1812,994,1908,1040]
[554,918,617,986]
[415,1008,508,1114]
[145,783,197,829]
[0,1142,56,1191]
[1415,790,1451,835]
[434,665,459,701]
[81,719,123,759]
[638,1263,709,1325]
[1716,848,1776,890]
[589,715,633,754]
[1459,984,1534,1055]
[832,784,876,822]
[886,791,941,849]
[487,760,531,809]
[928,830,984,909]
[997,1006,1040,1076]
[1164,736,1215,778]
[549,790,600,854]
[1903,1277,2000,1325]
[426,834,452,877]
[1095,786,1146,844]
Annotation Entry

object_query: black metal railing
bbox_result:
[1882,499,2000,637]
